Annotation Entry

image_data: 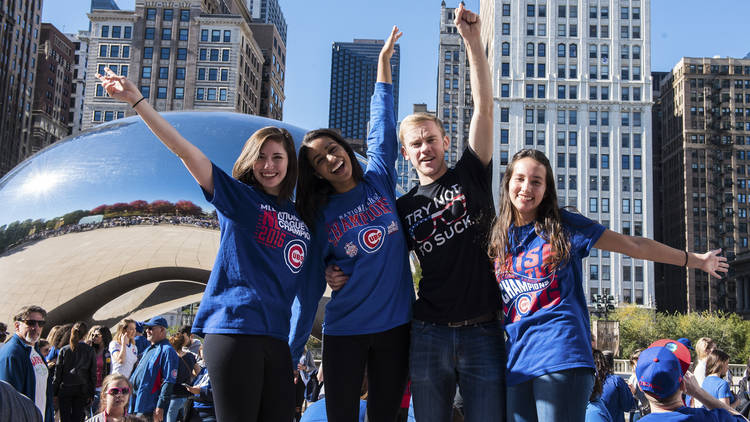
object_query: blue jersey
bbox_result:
[639,406,745,421]
[192,164,312,347]
[129,339,179,413]
[586,396,614,422]
[601,374,635,422]
[291,82,413,345]
[496,210,605,385]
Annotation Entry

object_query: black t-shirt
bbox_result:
[172,352,197,397]
[396,147,500,323]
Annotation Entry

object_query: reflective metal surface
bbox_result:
[0,112,335,333]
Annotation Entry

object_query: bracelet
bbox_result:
[683,250,689,267]
[132,97,145,108]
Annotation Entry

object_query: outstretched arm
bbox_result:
[377,26,402,84]
[682,371,744,416]
[594,230,729,278]
[455,4,493,165]
[96,68,214,195]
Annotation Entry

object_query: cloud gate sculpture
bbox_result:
[0,112,333,336]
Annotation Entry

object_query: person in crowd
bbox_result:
[701,349,738,408]
[165,332,199,422]
[692,338,716,408]
[47,323,73,366]
[0,322,8,350]
[38,339,51,360]
[488,148,728,421]
[738,357,750,402]
[86,373,132,422]
[0,305,54,421]
[87,325,112,416]
[133,323,150,358]
[178,326,201,357]
[292,25,413,422]
[601,351,636,422]
[635,346,745,421]
[53,321,97,422]
[299,346,319,405]
[184,346,214,422]
[97,66,315,422]
[0,379,43,422]
[109,319,138,378]
[128,316,179,421]
[587,349,614,422]
[628,349,651,418]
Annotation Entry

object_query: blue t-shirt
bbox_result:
[601,374,636,422]
[639,406,745,421]
[191,164,312,346]
[587,396,614,422]
[300,398,367,422]
[702,375,735,403]
[496,209,605,385]
[293,82,413,339]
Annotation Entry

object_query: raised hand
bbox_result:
[380,25,402,61]
[95,67,142,106]
[696,249,730,279]
[454,3,481,44]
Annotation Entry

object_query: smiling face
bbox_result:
[508,157,547,225]
[15,311,44,345]
[305,136,356,193]
[251,139,288,196]
[401,120,449,184]
[126,322,136,341]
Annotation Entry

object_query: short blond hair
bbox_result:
[695,337,715,360]
[398,113,445,144]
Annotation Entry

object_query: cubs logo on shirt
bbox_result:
[359,226,385,253]
[284,239,306,274]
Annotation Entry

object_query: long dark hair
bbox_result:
[69,322,87,352]
[232,126,298,202]
[86,325,112,353]
[296,129,364,229]
[591,349,608,400]
[488,148,571,271]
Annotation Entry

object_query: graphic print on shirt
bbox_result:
[255,204,310,273]
[402,183,472,257]
[495,244,562,323]
[326,194,397,253]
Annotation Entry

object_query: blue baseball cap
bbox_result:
[636,346,682,399]
[143,316,169,329]
[677,337,694,351]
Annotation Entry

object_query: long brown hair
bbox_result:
[114,319,135,343]
[232,126,298,202]
[69,322,87,351]
[705,349,730,377]
[488,149,571,271]
[296,128,364,229]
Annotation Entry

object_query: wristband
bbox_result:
[132,97,145,108]
[683,250,689,267]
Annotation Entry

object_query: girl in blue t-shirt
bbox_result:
[96,70,313,422]
[702,349,738,408]
[487,149,729,422]
[292,27,414,422]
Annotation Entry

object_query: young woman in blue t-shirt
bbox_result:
[702,349,738,408]
[96,70,313,422]
[487,149,729,421]
[292,27,414,422]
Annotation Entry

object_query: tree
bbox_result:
[150,200,175,215]
[175,200,202,216]
[128,200,149,214]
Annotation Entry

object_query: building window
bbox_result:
[502,42,510,56]
[198,68,205,80]
[220,88,227,101]
[601,154,609,169]
[501,84,509,97]
[141,86,150,98]
[163,9,173,21]
[501,62,510,77]
[196,88,204,100]
[160,47,170,59]
[121,65,128,76]
[224,30,231,42]
[144,47,153,59]
[537,84,546,98]
[180,9,191,21]
[207,88,217,100]
[222,49,229,61]
[99,44,108,57]
[501,129,509,144]
[110,45,120,57]
[179,28,188,41]
[557,43,565,57]
[104,111,114,121]
[146,8,156,20]
[201,29,208,42]
[112,25,121,38]
[177,48,187,60]
[538,43,546,57]
[634,199,642,214]
[500,108,509,122]
[95,84,104,96]
[622,199,630,213]
[175,87,184,99]
[141,66,151,78]
[209,68,218,81]
[527,43,534,57]
[176,67,185,80]
[124,26,132,39]
[145,27,155,40]
[161,28,172,40]
[158,67,168,79]
[101,25,109,37]
[601,198,609,213]
[122,46,130,58]
[93,111,102,121]
[157,86,167,99]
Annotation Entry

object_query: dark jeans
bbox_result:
[58,384,89,422]
[410,319,505,422]
[203,333,294,422]
[506,367,594,422]
[323,323,410,422]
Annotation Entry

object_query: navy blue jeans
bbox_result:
[409,319,505,422]
[506,367,594,422]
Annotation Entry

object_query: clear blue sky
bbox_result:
[43,0,750,131]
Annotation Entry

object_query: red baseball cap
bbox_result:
[649,339,692,375]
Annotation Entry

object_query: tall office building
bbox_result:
[329,39,400,149]
[437,2,472,167]
[84,0,265,130]
[30,23,74,154]
[67,31,90,135]
[480,0,654,307]
[246,0,286,44]
[91,0,120,11]
[0,0,44,178]
[656,57,750,313]
[249,23,285,120]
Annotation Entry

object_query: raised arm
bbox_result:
[455,4,493,165]
[96,68,214,195]
[594,230,729,278]
[377,26,402,84]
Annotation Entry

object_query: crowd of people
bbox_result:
[0,4,737,422]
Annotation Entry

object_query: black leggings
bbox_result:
[203,334,294,422]
[323,323,410,422]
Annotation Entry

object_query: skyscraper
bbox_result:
[656,57,750,313]
[329,39,400,148]
[437,1,472,167]
[91,0,120,11]
[481,0,654,307]
[246,0,287,44]
[0,0,44,178]
[249,23,286,120]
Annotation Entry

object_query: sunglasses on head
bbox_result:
[23,320,45,328]
[107,387,130,396]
